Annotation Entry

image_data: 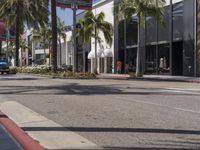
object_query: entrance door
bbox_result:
[172,41,183,76]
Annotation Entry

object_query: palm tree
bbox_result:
[77,19,90,72]
[82,11,113,74]
[0,0,49,67]
[114,0,165,77]
[57,18,67,67]
[51,0,58,73]
[33,23,52,65]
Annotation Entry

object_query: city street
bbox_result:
[0,74,200,150]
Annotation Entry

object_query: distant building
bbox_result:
[76,0,199,77]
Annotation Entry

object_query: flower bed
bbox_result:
[11,66,96,79]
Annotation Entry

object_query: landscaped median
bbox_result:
[9,65,96,79]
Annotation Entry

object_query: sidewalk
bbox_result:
[0,101,101,150]
[97,73,200,83]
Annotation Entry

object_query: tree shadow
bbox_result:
[21,126,200,135]
[0,84,199,96]
[21,126,200,150]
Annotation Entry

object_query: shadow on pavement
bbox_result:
[104,147,199,150]
[22,126,200,135]
[0,84,199,96]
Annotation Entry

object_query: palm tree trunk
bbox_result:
[59,39,62,67]
[0,42,2,56]
[48,43,51,66]
[82,45,86,73]
[15,11,20,67]
[43,40,46,65]
[51,0,58,73]
[94,27,98,74]
[136,17,141,77]
[197,0,200,76]
[124,19,127,74]
[43,48,46,65]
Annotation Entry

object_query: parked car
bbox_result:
[0,58,9,74]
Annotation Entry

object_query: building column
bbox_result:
[91,58,94,73]
[97,58,100,74]
[104,57,108,73]
[197,0,200,76]
[32,42,36,66]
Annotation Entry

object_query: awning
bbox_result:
[88,49,104,59]
[88,49,113,59]
[88,50,95,59]
[104,49,113,57]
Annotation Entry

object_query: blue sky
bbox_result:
[57,0,101,25]
[57,8,73,25]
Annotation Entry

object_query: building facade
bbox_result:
[78,0,199,76]
[116,0,197,76]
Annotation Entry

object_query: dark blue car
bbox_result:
[0,58,9,74]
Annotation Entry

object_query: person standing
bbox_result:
[117,61,122,74]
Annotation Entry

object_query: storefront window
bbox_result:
[146,16,157,44]
[146,45,157,74]
[126,48,137,73]
[173,2,183,41]
[158,5,170,43]
[158,44,170,74]
[126,18,138,46]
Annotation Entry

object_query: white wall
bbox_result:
[66,31,72,65]
[91,0,114,56]
[165,0,183,5]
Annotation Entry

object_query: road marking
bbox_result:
[166,88,200,91]
[160,89,200,95]
[0,101,102,150]
[114,97,200,115]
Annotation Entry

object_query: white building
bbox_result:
[77,0,115,74]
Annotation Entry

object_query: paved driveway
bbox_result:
[0,74,200,150]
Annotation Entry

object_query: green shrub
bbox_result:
[9,67,18,74]
[14,66,96,79]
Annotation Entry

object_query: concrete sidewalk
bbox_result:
[97,74,200,83]
[0,101,101,150]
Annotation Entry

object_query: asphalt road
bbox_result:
[0,74,200,150]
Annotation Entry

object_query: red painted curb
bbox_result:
[0,111,46,150]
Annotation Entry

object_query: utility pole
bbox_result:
[72,0,77,72]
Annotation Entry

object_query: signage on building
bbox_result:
[0,21,16,41]
[56,0,92,10]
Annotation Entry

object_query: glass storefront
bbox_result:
[118,19,138,73]
[117,0,195,76]
[126,48,137,73]
[145,0,185,75]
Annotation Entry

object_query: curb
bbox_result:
[134,77,200,83]
[97,76,200,83]
[0,111,46,150]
